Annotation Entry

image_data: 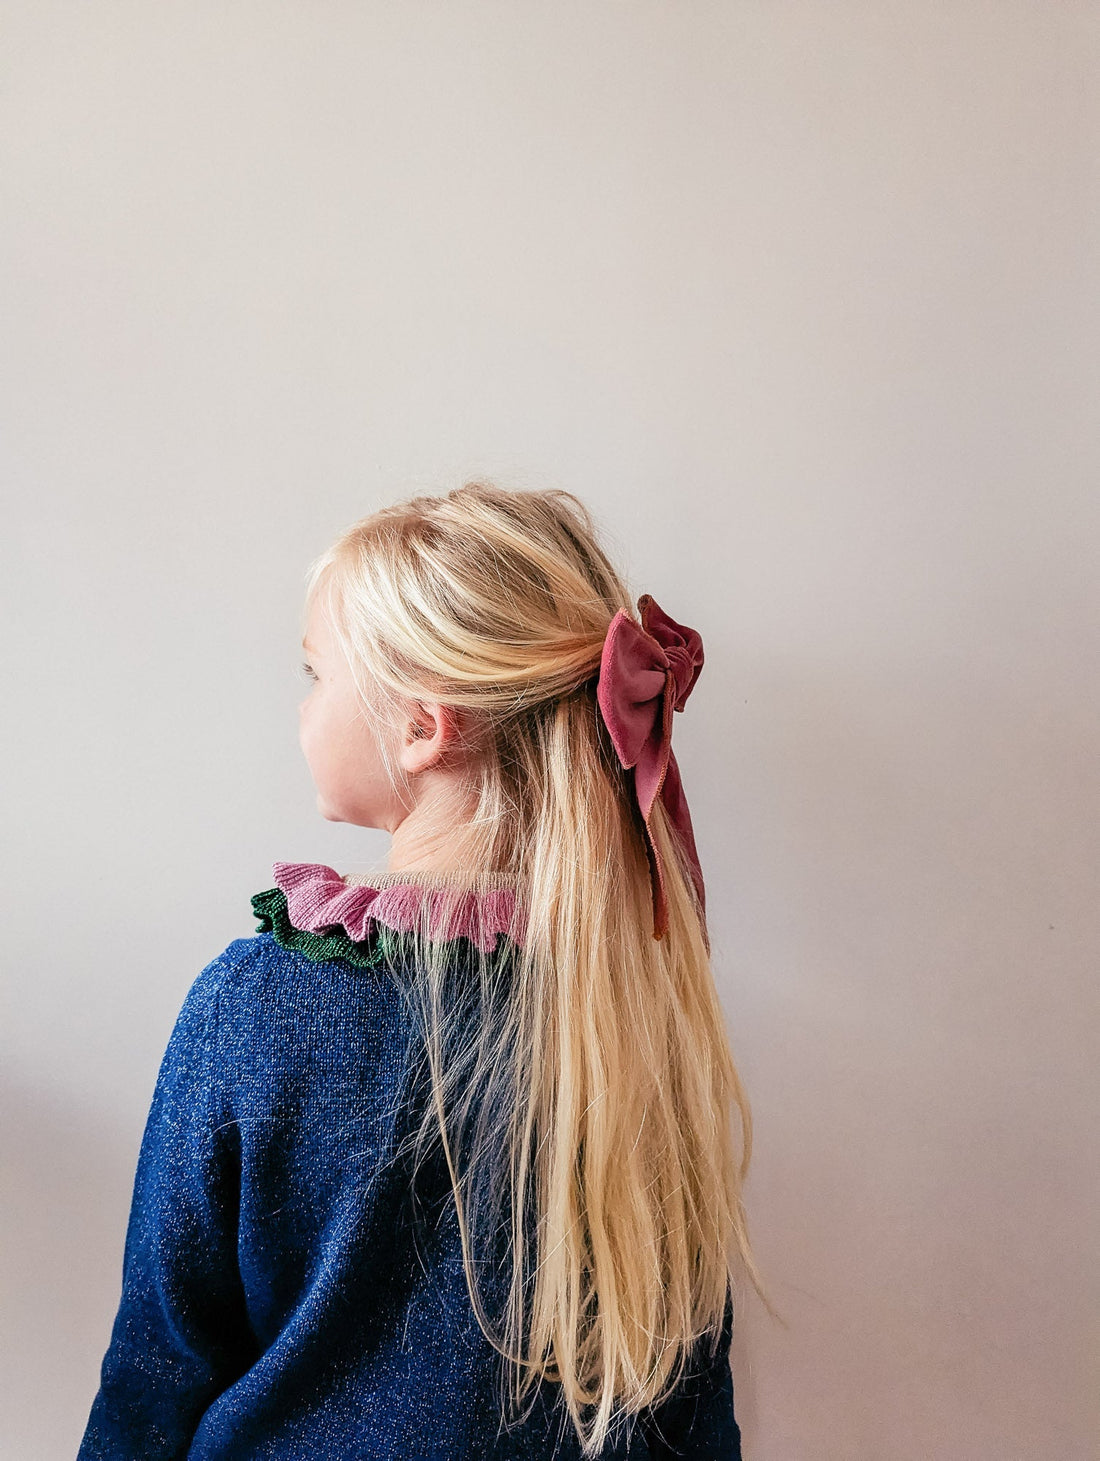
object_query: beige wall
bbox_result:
[3,3,1097,1456]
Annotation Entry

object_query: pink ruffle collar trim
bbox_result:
[272,861,529,954]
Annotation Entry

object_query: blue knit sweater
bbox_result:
[77,870,742,1460]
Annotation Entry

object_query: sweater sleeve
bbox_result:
[77,958,258,1461]
[640,1286,743,1460]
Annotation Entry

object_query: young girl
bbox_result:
[78,481,773,1460]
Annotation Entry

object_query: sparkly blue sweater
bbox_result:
[77,872,742,1460]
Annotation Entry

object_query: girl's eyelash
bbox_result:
[301,661,318,681]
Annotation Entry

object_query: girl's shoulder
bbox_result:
[192,860,526,1024]
[176,861,528,1067]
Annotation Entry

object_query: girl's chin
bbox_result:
[317,794,382,830]
[315,794,388,829]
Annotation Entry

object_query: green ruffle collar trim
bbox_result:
[251,884,523,969]
[251,885,396,969]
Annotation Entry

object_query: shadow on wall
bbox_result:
[1,1070,143,1458]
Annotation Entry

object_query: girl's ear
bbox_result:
[398,701,462,774]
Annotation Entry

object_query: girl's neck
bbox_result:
[385,797,492,876]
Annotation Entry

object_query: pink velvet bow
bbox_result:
[596,593,707,942]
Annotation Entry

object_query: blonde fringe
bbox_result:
[303,481,781,1455]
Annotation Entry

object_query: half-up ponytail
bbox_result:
[304,481,775,1455]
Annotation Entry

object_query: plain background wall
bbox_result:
[2,3,1097,1456]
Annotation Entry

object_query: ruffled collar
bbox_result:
[252,861,529,961]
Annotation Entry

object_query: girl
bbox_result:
[78,481,774,1459]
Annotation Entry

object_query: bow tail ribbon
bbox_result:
[646,741,707,940]
[632,676,707,941]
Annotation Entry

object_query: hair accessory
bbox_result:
[596,593,707,942]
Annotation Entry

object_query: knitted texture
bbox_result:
[77,864,741,1461]
[270,860,530,954]
[250,885,392,968]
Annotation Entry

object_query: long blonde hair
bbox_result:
[303,481,777,1455]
